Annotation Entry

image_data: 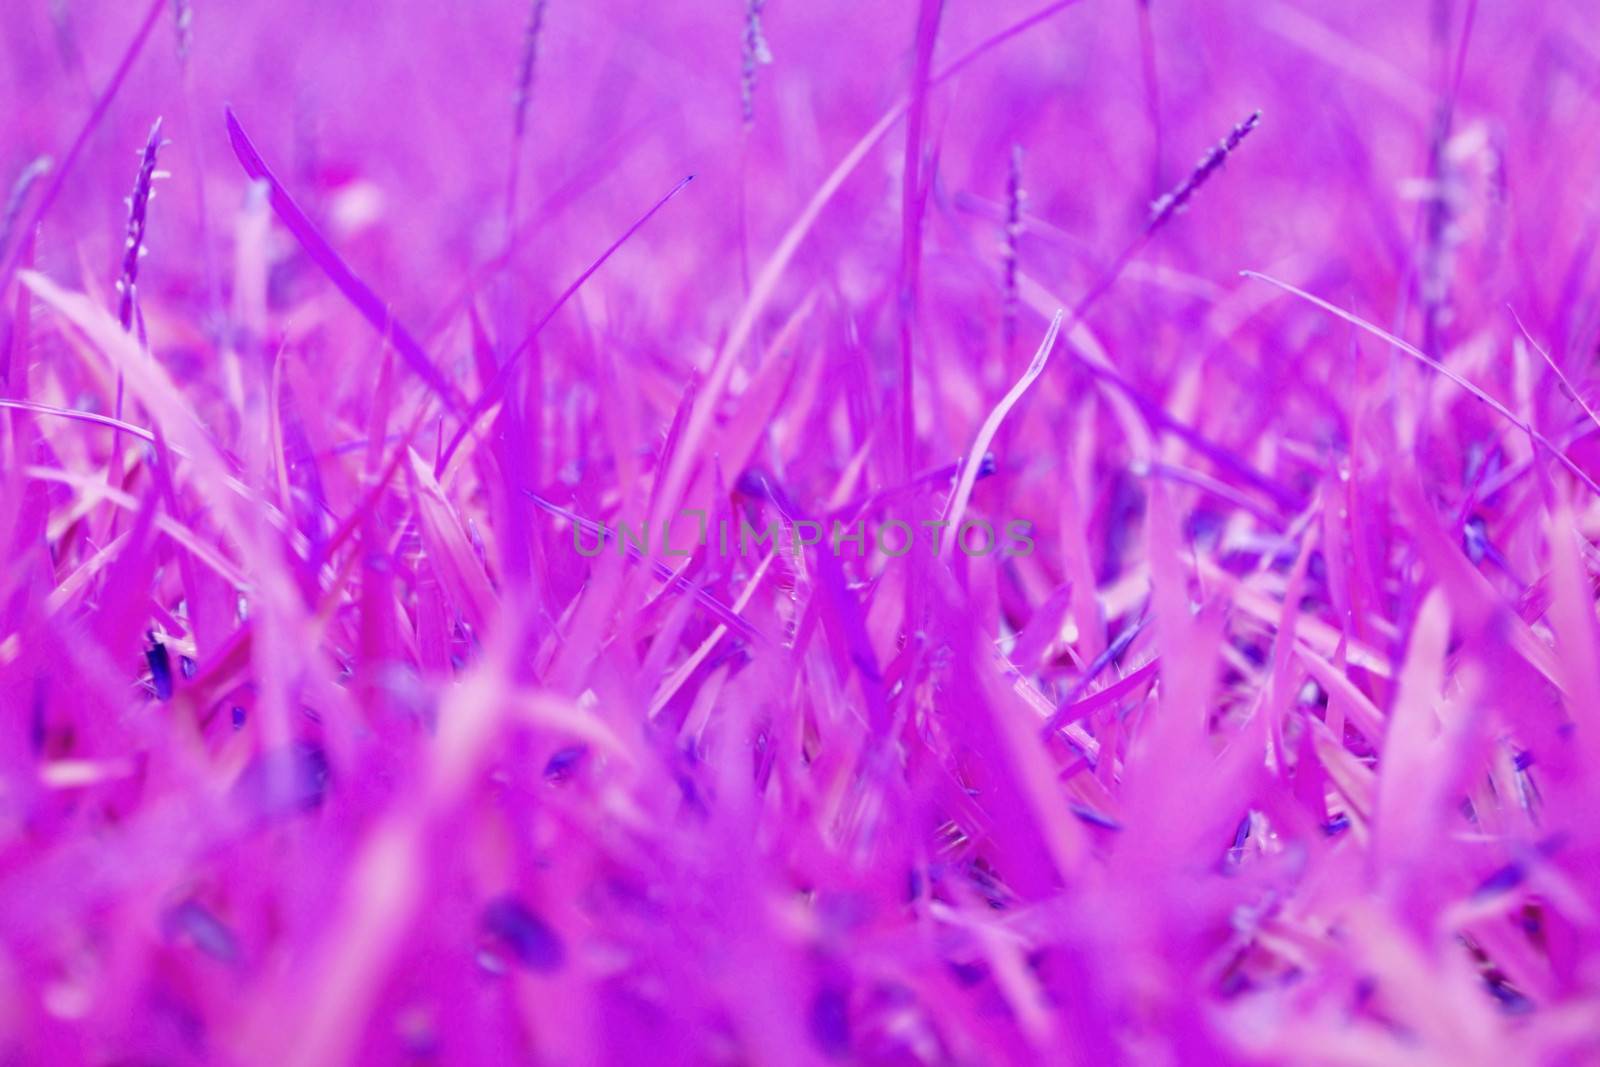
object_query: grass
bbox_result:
[0,0,1598,1063]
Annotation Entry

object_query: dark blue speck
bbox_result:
[147,642,174,701]
[1475,862,1524,898]
[163,900,240,964]
[808,983,850,1058]
[544,745,586,782]
[483,895,564,972]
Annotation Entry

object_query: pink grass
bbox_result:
[2,0,1600,1064]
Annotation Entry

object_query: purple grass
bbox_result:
[4,1,1600,1064]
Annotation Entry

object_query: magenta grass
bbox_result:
[3,0,1600,1063]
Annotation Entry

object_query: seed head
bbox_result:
[172,0,192,64]
[741,0,773,126]
[1002,143,1024,346]
[513,0,548,139]
[1147,110,1260,232]
[118,118,166,333]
